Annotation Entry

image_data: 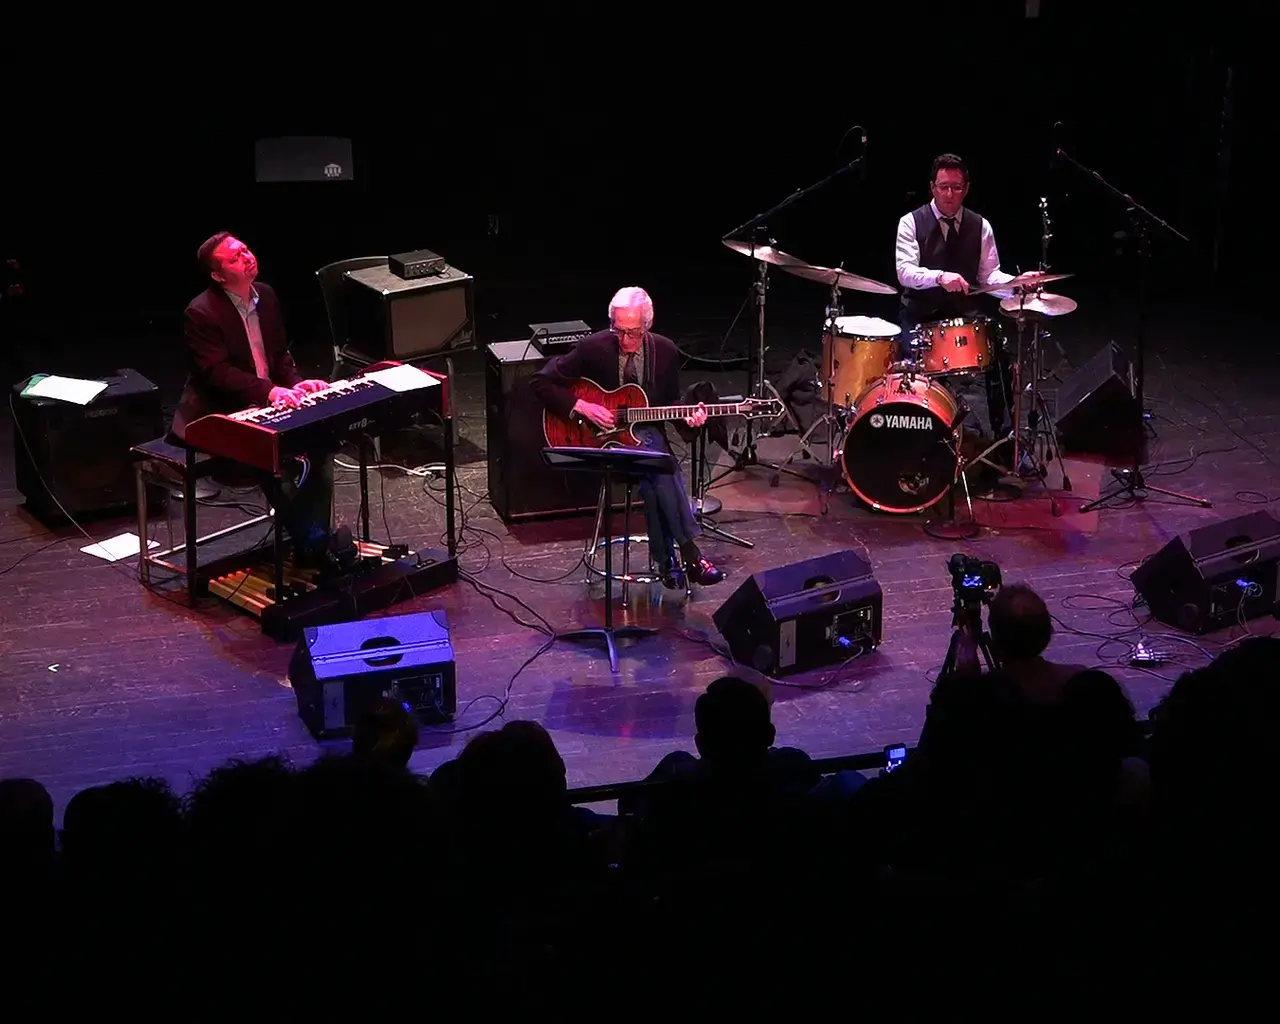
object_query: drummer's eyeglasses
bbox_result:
[932,183,967,193]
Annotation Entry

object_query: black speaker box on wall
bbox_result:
[712,548,884,676]
[486,340,632,523]
[12,368,164,524]
[1055,342,1143,457]
[1130,511,1280,634]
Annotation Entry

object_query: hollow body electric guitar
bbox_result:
[542,378,786,449]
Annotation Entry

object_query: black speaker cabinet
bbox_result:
[713,548,884,675]
[1131,511,1280,634]
[12,367,164,524]
[486,340,634,523]
[1055,342,1143,457]
[344,261,474,361]
[288,609,457,739]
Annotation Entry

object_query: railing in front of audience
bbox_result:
[564,717,1156,806]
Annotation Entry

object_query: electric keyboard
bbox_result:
[184,361,447,474]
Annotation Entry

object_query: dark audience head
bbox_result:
[1060,669,1140,761]
[352,697,420,770]
[0,778,55,870]
[694,676,776,767]
[1150,638,1280,840]
[61,777,184,878]
[184,755,295,868]
[920,669,1027,774]
[989,583,1053,662]
[458,720,567,817]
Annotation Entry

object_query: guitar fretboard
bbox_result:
[620,403,745,424]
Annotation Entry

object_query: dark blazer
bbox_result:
[530,329,694,442]
[170,282,301,440]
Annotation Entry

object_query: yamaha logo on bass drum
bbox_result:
[869,412,933,430]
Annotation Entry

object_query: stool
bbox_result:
[131,438,275,605]
[584,476,696,604]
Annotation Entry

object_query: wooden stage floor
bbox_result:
[2,294,1277,817]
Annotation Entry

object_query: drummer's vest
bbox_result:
[901,204,984,326]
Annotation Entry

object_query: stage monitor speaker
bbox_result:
[12,367,164,524]
[486,340,631,523]
[287,609,458,739]
[712,548,883,676]
[1055,342,1143,457]
[343,262,474,361]
[1131,510,1280,634]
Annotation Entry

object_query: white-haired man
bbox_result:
[531,287,725,588]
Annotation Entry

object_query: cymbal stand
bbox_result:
[1023,310,1073,497]
[923,430,981,540]
[715,154,865,483]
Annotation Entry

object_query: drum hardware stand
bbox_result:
[690,424,753,549]
[717,154,865,482]
[1051,146,1211,513]
[923,434,981,540]
[778,277,846,473]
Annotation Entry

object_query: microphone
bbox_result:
[1051,121,1064,168]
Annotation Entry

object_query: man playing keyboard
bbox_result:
[170,232,336,566]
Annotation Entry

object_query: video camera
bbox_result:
[947,553,1002,609]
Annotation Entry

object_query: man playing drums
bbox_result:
[894,153,1044,441]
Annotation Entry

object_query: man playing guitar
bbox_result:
[531,286,725,589]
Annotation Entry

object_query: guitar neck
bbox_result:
[621,403,744,424]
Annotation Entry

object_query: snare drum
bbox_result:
[821,315,901,407]
[916,316,994,377]
[836,373,962,514]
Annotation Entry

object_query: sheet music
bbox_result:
[23,374,109,406]
[364,364,440,393]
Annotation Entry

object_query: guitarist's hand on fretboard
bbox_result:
[573,398,616,430]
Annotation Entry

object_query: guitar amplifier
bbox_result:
[485,340,627,522]
[287,609,457,739]
[13,367,164,524]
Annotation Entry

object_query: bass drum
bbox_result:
[837,374,962,513]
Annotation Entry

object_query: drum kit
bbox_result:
[721,219,1079,533]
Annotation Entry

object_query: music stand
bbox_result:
[542,446,674,672]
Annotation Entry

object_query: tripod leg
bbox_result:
[1132,480,1214,507]
[1035,391,1073,492]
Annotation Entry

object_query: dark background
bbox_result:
[1,4,1262,379]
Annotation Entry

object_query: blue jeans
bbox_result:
[631,424,699,568]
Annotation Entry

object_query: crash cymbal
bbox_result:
[969,271,1074,296]
[781,263,898,296]
[999,292,1078,318]
[722,238,807,267]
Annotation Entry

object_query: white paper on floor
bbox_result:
[80,532,159,562]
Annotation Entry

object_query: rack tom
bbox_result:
[821,315,901,408]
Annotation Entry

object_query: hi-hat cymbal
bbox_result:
[999,292,1078,318]
[722,238,807,267]
[969,271,1074,296]
[781,263,898,296]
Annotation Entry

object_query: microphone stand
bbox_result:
[715,155,865,478]
[1053,148,1212,512]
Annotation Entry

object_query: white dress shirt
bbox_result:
[224,285,271,380]
[895,200,1016,298]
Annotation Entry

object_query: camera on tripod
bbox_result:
[948,553,1001,608]
[939,553,1003,678]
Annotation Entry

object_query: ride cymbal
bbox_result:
[782,263,898,296]
[722,238,808,267]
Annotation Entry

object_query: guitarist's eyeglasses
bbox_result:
[613,326,646,340]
